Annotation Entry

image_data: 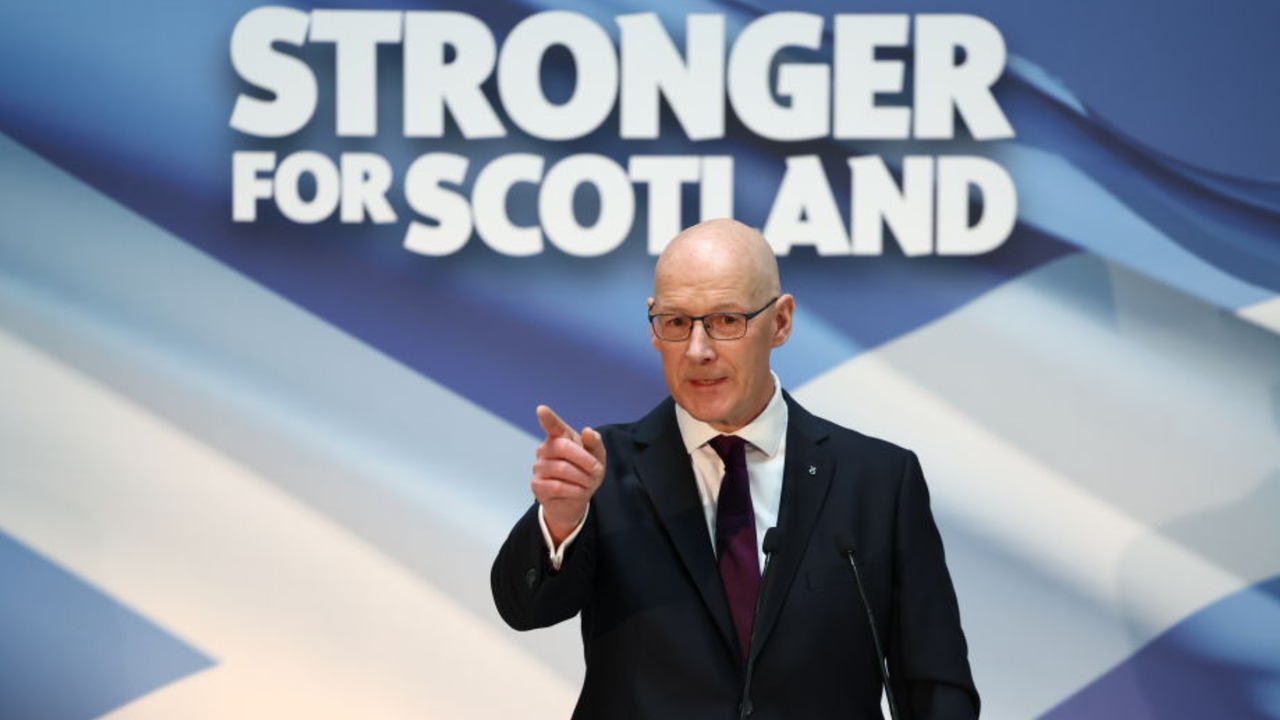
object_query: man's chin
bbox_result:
[680,398,732,426]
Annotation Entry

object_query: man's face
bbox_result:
[650,251,793,433]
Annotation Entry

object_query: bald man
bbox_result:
[492,220,978,720]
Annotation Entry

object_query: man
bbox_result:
[492,219,978,720]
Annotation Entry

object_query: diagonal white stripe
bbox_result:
[0,130,583,718]
[794,253,1280,719]
[1239,296,1280,335]
[0,322,576,720]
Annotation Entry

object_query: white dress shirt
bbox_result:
[673,372,787,570]
[541,372,788,571]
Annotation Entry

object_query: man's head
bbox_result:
[649,219,794,433]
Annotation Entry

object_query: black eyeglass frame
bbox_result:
[648,296,781,342]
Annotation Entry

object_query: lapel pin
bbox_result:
[808,465,817,475]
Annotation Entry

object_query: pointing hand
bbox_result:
[532,405,606,544]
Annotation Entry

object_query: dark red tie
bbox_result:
[710,434,760,659]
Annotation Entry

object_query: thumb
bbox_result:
[581,427,607,466]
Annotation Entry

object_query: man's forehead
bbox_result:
[651,280,759,312]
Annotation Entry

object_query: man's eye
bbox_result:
[664,316,689,329]
[712,314,741,328]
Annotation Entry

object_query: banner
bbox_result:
[2,2,1278,719]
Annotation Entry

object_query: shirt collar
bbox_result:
[674,371,787,458]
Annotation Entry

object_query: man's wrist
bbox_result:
[538,505,589,571]
[546,511,583,544]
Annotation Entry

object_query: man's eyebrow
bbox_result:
[650,300,687,314]
[653,302,751,315]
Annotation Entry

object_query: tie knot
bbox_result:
[709,434,747,467]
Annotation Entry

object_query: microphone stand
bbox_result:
[739,527,782,720]
[835,534,900,720]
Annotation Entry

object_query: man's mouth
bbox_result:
[689,378,726,387]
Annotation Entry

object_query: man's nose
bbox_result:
[684,321,717,362]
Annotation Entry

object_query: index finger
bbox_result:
[536,404,578,443]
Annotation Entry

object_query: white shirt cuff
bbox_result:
[538,504,589,571]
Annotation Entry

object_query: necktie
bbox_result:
[710,434,760,659]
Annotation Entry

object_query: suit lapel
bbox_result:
[749,393,834,663]
[632,400,740,661]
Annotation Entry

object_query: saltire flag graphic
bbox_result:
[2,1,1278,718]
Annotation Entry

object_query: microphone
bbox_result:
[739,527,782,720]
[834,534,899,720]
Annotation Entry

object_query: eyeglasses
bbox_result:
[649,297,780,341]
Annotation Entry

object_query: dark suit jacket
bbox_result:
[492,393,979,720]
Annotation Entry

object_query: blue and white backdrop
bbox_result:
[2,1,1279,719]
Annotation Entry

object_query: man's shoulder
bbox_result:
[787,394,916,465]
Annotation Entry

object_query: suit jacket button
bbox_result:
[525,567,538,589]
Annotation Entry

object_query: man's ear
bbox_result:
[648,297,660,351]
[771,294,795,348]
